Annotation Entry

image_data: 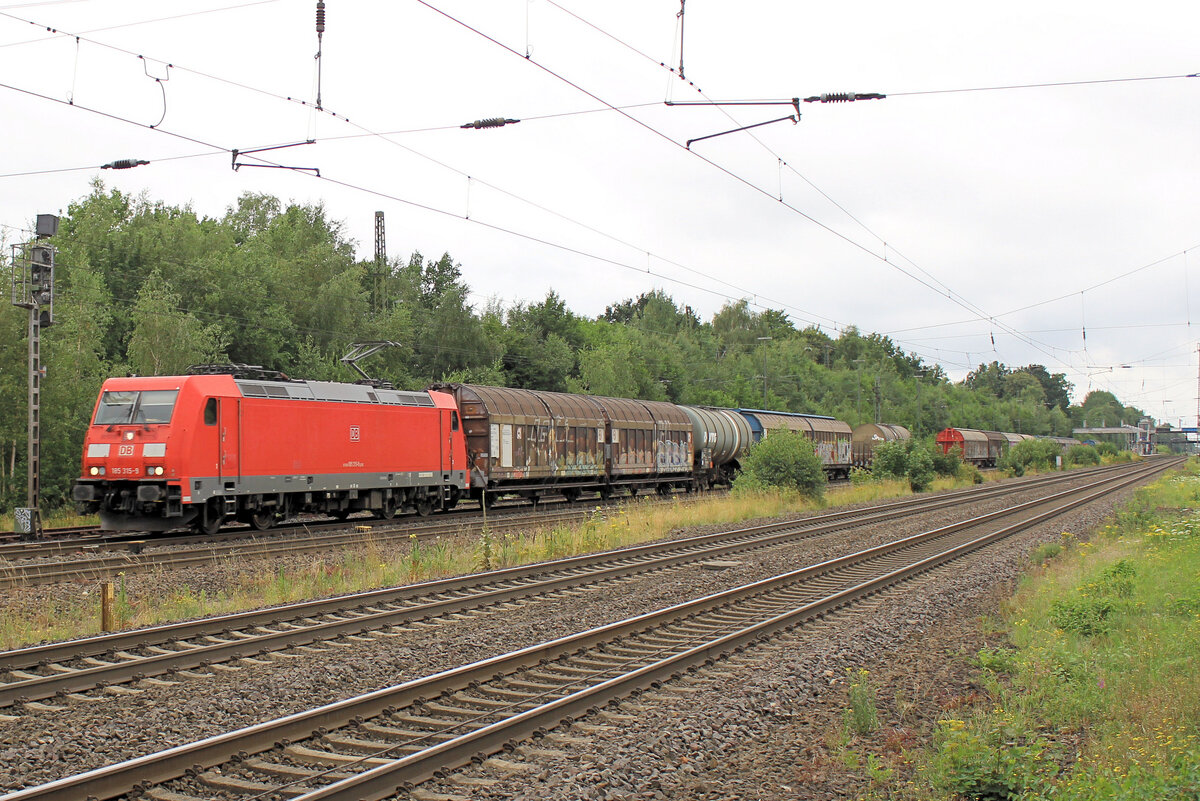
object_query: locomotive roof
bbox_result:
[236,379,437,407]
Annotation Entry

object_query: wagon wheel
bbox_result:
[415,497,434,517]
[330,509,352,521]
[249,508,275,531]
[563,488,582,503]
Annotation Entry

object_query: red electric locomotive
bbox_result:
[73,370,468,533]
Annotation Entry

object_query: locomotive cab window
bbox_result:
[204,398,217,425]
[94,390,180,425]
[451,411,459,431]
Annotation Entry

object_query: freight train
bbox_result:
[935,427,1081,468]
[72,366,1067,535]
[74,366,887,533]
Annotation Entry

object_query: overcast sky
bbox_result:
[1,1,1197,425]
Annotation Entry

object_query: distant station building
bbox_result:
[1071,421,1142,452]
[1073,417,1199,455]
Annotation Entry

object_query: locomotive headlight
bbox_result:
[89,466,100,476]
[124,431,134,441]
[148,466,164,476]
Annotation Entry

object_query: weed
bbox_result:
[844,668,880,735]
[476,527,494,571]
[1030,541,1063,563]
[976,647,1016,673]
[927,718,1053,800]
[1050,597,1118,636]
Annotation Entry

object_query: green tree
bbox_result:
[127,272,228,375]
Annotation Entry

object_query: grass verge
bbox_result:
[851,459,1200,799]
[0,478,928,649]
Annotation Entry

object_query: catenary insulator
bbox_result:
[803,92,886,103]
[101,159,150,170]
[460,117,521,129]
[316,1,326,34]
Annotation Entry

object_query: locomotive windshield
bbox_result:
[93,390,179,425]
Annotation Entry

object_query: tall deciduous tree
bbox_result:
[127,272,228,376]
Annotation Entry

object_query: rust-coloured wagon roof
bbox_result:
[750,412,814,436]
[937,427,990,444]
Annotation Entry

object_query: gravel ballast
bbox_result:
[0,473,1147,793]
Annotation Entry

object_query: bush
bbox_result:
[873,440,941,492]
[1065,444,1101,467]
[872,440,909,480]
[958,462,985,484]
[732,429,825,499]
[931,448,963,477]
[1095,441,1119,457]
[907,447,936,492]
[1001,438,1063,473]
[848,466,876,485]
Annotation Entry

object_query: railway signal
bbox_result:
[9,213,58,537]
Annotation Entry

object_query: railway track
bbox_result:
[2,457,1174,801]
[0,462,1148,711]
[0,493,613,566]
[0,464,1122,586]
[0,499,666,588]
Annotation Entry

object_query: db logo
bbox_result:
[349,426,360,442]
[118,444,134,456]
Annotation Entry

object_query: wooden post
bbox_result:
[100,581,116,631]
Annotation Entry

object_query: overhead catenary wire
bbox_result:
[0,5,1179,409]
[535,0,1113,380]
[0,10,840,330]
[417,1,1111,390]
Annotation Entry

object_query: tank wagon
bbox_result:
[429,383,695,504]
[680,405,754,487]
[73,372,467,533]
[850,423,911,468]
[737,409,853,478]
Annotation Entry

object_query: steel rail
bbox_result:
[0,464,1141,706]
[0,505,618,588]
[300,457,1176,801]
[0,458,1175,801]
[0,462,1128,564]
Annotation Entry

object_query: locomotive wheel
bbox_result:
[415,497,433,517]
[373,496,397,520]
[199,500,223,535]
[249,509,274,531]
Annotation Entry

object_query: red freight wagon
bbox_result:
[936,427,1006,467]
[73,372,467,533]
